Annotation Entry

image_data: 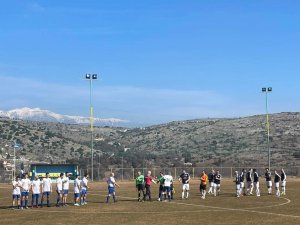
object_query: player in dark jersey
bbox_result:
[207,170,215,195]
[265,168,272,195]
[274,170,281,197]
[157,172,165,201]
[281,168,287,196]
[246,168,253,195]
[179,170,190,199]
[240,169,246,196]
[213,170,221,196]
[253,169,260,197]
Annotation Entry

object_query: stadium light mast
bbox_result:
[86,73,97,182]
[262,87,272,170]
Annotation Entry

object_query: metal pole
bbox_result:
[90,78,94,182]
[13,142,16,180]
[121,156,124,181]
[265,91,270,170]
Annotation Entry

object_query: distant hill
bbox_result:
[0,112,299,173]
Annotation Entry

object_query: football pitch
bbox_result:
[0,179,300,225]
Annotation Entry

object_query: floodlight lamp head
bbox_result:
[268,87,272,92]
[262,87,267,92]
[85,74,91,79]
[92,74,97,79]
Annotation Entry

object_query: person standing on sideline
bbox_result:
[12,176,21,209]
[157,172,165,201]
[213,170,221,196]
[265,168,272,195]
[74,175,81,206]
[31,176,41,208]
[207,170,215,195]
[135,171,145,202]
[253,169,260,197]
[163,172,173,202]
[200,171,208,199]
[246,168,253,195]
[179,170,190,200]
[106,172,120,203]
[62,172,70,206]
[80,173,89,205]
[234,171,241,198]
[144,171,156,201]
[274,170,281,197]
[41,172,52,207]
[240,169,246,196]
[20,173,31,209]
[281,168,287,196]
[56,173,64,207]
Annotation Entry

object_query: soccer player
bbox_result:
[253,169,260,197]
[157,172,165,201]
[179,170,190,200]
[240,169,246,196]
[144,171,156,201]
[246,168,253,195]
[135,171,145,202]
[213,170,221,196]
[106,172,120,203]
[74,175,81,206]
[41,172,52,207]
[207,170,215,195]
[265,168,272,195]
[200,171,208,199]
[56,173,64,207]
[62,172,70,206]
[233,171,241,198]
[80,173,89,205]
[163,172,173,202]
[281,168,287,196]
[31,175,41,208]
[274,170,281,197]
[12,176,21,209]
[20,173,31,209]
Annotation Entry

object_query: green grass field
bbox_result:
[1,179,300,225]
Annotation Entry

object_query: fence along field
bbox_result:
[0,178,300,225]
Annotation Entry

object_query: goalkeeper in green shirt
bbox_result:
[157,172,165,201]
[135,171,145,202]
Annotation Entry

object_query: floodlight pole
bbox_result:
[86,74,97,182]
[262,87,272,170]
[13,141,16,180]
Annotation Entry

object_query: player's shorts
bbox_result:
[240,182,245,188]
[43,191,51,196]
[164,186,171,193]
[236,184,241,190]
[182,184,190,191]
[266,181,272,188]
[281,181,286,187]
[21,191,29,197]
[74,193,80,198]
[32,194,40,198]
[214,183,220,188]
[159,185,164,192]
[81,189,87,195]
[57,190,63,195]
[12,194,20,199]
[200,184,206,191]
[63,189,69,195]
[275,182,280,188]
[247,181,253,187]
[209,182,215,187]
[108,186,115,194]
[136,184,144,191]
[254,182,260,188]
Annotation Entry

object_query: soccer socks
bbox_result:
[25,199,28,208]
[182,192,184,199]
[186,192,189,199]
[113,195,116,202]
[282,187,286,195]
[106,196,110,203]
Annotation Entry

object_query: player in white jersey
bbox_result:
[163,172,173,202]
[80,173,90,205]
[12,176,21,209]
[31,175,41,208]
[20,173,31,209]
[106,172,120,203]
[41,172,52,207]
[56,173,64,207]
[281,168,287,196]
[62,172,70,206]
[274,170,281,197]
[74,175,81,206]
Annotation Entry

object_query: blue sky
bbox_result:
[0,0,300,125]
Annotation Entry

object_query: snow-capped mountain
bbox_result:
[0,107,129,127]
